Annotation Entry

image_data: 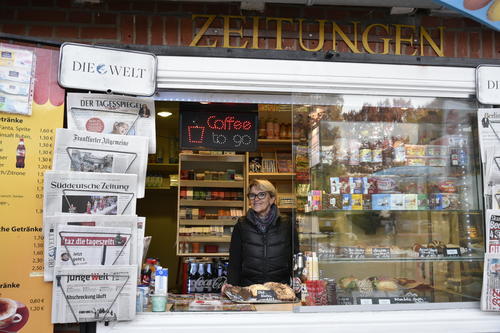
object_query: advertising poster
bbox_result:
[0,45,64,333]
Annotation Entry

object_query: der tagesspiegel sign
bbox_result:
[58,43,157,96]
[180,110,258,152]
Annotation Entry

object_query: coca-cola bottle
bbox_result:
[187,262,199,294]
[204,263,213,293]
[196,263,205,293]
[16,137,26,168]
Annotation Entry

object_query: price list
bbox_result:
[32,234,44,272]
[35,128,54,204]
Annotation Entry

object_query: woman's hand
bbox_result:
[221,283,233,295]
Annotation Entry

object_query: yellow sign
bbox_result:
[0,46,64,333]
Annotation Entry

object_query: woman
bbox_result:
[224,179,297,288]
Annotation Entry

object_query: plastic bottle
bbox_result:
[16,137,26,168]
[266,117,274,139]
[273,118,280,139]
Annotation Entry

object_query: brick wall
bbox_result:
[1,1,498,57]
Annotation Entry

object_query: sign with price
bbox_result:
[0,44,64,333]
[180,110,258,152]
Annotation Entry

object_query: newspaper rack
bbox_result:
[66,147,138,174]
[62,189,135,215]
[54,272,131,323]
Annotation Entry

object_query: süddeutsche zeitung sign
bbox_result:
[58,43,157,96]
[477,65,500,105]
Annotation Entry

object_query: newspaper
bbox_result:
[52,265,136,323]
[52,128,148,198]
[66,93,156,153]
[481,254,500,311]
[43,171,137,216]
[486,210,500,255]
[478,109,500,163]
[44,215,140,281]
[136,216,146,281]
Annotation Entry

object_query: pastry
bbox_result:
[264,282,296,301]
[374,279,399,291]
[463,0,492,10]
[339,276,358,290]
[248,284,271,297]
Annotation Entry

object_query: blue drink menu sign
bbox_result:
[180,110,258,152]
[433,0,500,31]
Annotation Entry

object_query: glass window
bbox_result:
[292,94,484,308]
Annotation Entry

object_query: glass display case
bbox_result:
[292,95,484,307]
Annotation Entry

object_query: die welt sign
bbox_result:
[180,110,258,152]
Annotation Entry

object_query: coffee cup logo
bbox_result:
[0,298,22,328]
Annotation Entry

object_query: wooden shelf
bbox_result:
[180,199,245,207]
[180,154,245,163]
[179,219,238,226]
[178,252,229,257]
[248,172,296,179]
[178,236,232,242]
[146,187,175,190]
[180,180,244,188]
[258,139,293,144]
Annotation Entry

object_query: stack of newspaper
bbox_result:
[43,93,157,323]
[478,109,500,311]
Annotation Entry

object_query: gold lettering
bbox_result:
[420,26,444,57]
[362,24,390,54]
[298,19,326,52]
[266,17,293,50]
[394,24,417,55]
[222,15,248,48]
[252,16,260,49]
[332,22,361,53]
[190,14,217,47]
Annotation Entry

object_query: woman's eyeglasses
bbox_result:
[247,192,268,200]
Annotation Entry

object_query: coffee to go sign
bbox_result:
[180,110,258,152]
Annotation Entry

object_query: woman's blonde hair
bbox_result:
[248,179,276,198]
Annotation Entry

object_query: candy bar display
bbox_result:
[295,97,484,307]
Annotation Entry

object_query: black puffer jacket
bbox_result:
[227,214,296,286]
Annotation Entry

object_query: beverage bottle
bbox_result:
[292,253,305,297]
[204,263,213,293]
[195,263,206,293]
[187,262,199,294]
[16,137,26,168]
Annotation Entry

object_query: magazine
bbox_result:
[44,215,140,282]
[43,171,137,216]
[52,265,136,323]
[478,109,500,163]
[52,128,148,198]
[66,93,156,153]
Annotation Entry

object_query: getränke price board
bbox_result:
[180,110,258,152]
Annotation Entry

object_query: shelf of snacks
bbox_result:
[293,100,484,307]
[179,180,245,188]
[177,153,246,256]
[179,219,238,226]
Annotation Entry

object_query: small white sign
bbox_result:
[477,65,500,105]
[58,43,157,96]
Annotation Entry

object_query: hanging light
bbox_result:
[157,111,173,118]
